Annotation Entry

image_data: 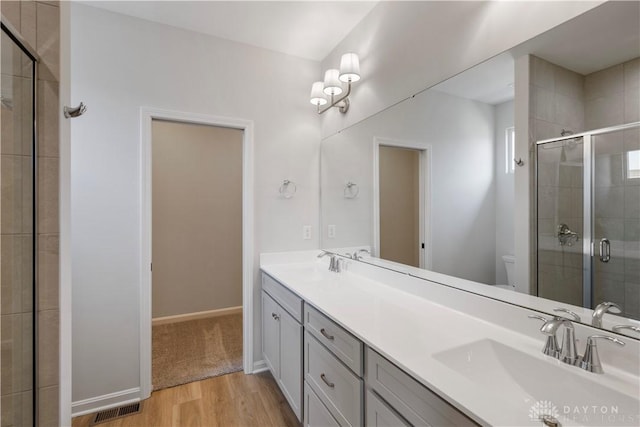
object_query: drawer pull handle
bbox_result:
[320,328,334,340]
[320,373,335,388]
[271,313,280,321]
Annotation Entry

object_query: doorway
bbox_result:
[150,119,243,390]
[140,109,254,399]
[373,138,431,269]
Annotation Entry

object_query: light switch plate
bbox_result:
[328,225,336,238]
[303,225,312,240]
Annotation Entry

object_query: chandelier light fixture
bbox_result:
[310,53,361,114]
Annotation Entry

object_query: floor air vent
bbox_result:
[91,402,142,425]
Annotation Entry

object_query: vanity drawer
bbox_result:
[305,382,341,427]
[305,332,363,427]
[305,303,363,376]
[365,348,477,427]
[262,272,303,323]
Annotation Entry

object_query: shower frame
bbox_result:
[535,121,640,309]
[1,19,39,425]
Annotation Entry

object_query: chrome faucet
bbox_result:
[592,302,622,328]
[540,317,579,365]
[352,249,370,261]
[579,335,625,374]
[318,251,344,273]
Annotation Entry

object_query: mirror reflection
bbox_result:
[320,1,640,336]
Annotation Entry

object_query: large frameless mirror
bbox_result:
[319,1,640,338]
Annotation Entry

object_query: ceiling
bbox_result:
[432,1,639,106]
[81,1,378,61]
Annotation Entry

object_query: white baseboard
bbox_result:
[252,359,268,374]
[71,387,141,417]
[152,306,242,326]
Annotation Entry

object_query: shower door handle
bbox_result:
[599,238,610,263]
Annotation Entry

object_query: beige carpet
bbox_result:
[152,313,243,390]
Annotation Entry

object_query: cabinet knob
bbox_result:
[272,313,280,321]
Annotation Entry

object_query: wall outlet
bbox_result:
[328,224,336,238]
[303,225,312,240]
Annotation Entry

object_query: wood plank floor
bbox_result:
[72,371,300,427]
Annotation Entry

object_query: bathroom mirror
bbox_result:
[320,1,640,338]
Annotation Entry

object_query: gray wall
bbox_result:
[151,121,243,318]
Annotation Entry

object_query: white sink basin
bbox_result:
[433,339,639,426]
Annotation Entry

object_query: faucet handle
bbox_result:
[579,335,625,374]
[612,325,640,334]
[553,308,581,322]
[528,315,560,358]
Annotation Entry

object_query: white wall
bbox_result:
[494,100,515,285]
[321,89,497,284]
[70,4,320,407]
[319,1,603,138]
[68,0,605,413]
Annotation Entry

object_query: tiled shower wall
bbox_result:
[533,55,640,317]
[1,1,60,425]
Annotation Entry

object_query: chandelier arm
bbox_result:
[318,82,352,114]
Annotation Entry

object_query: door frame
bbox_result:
[372,137,432,269]
[139,107,254,399]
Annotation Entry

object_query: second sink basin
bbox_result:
[433,339,639,426]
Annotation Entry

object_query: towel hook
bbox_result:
[279,179,296,199]
[514,158,524,167]
[344,181,359,199]
[64,102,87,118]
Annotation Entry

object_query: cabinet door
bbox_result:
[262,291,280,378]
[366,389,410,427]
[279,309,303,420]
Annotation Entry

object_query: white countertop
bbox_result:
[260,253,640,427]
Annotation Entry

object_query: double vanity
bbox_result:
[260,251,640,427]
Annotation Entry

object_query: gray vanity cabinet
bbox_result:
[261,270,478,427]
[261,274,304,421]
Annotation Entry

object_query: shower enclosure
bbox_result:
[536,122,640,321]
[1,22,37,425]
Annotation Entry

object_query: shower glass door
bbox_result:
[592,127,640,320]
[1,23,37,426]
[536,122,640,321]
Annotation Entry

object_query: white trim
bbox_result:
[252,360,268,373]
[372,137,432,269]
[152,306,242,326]
[139,107,254,400]
[71,388,141,417]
